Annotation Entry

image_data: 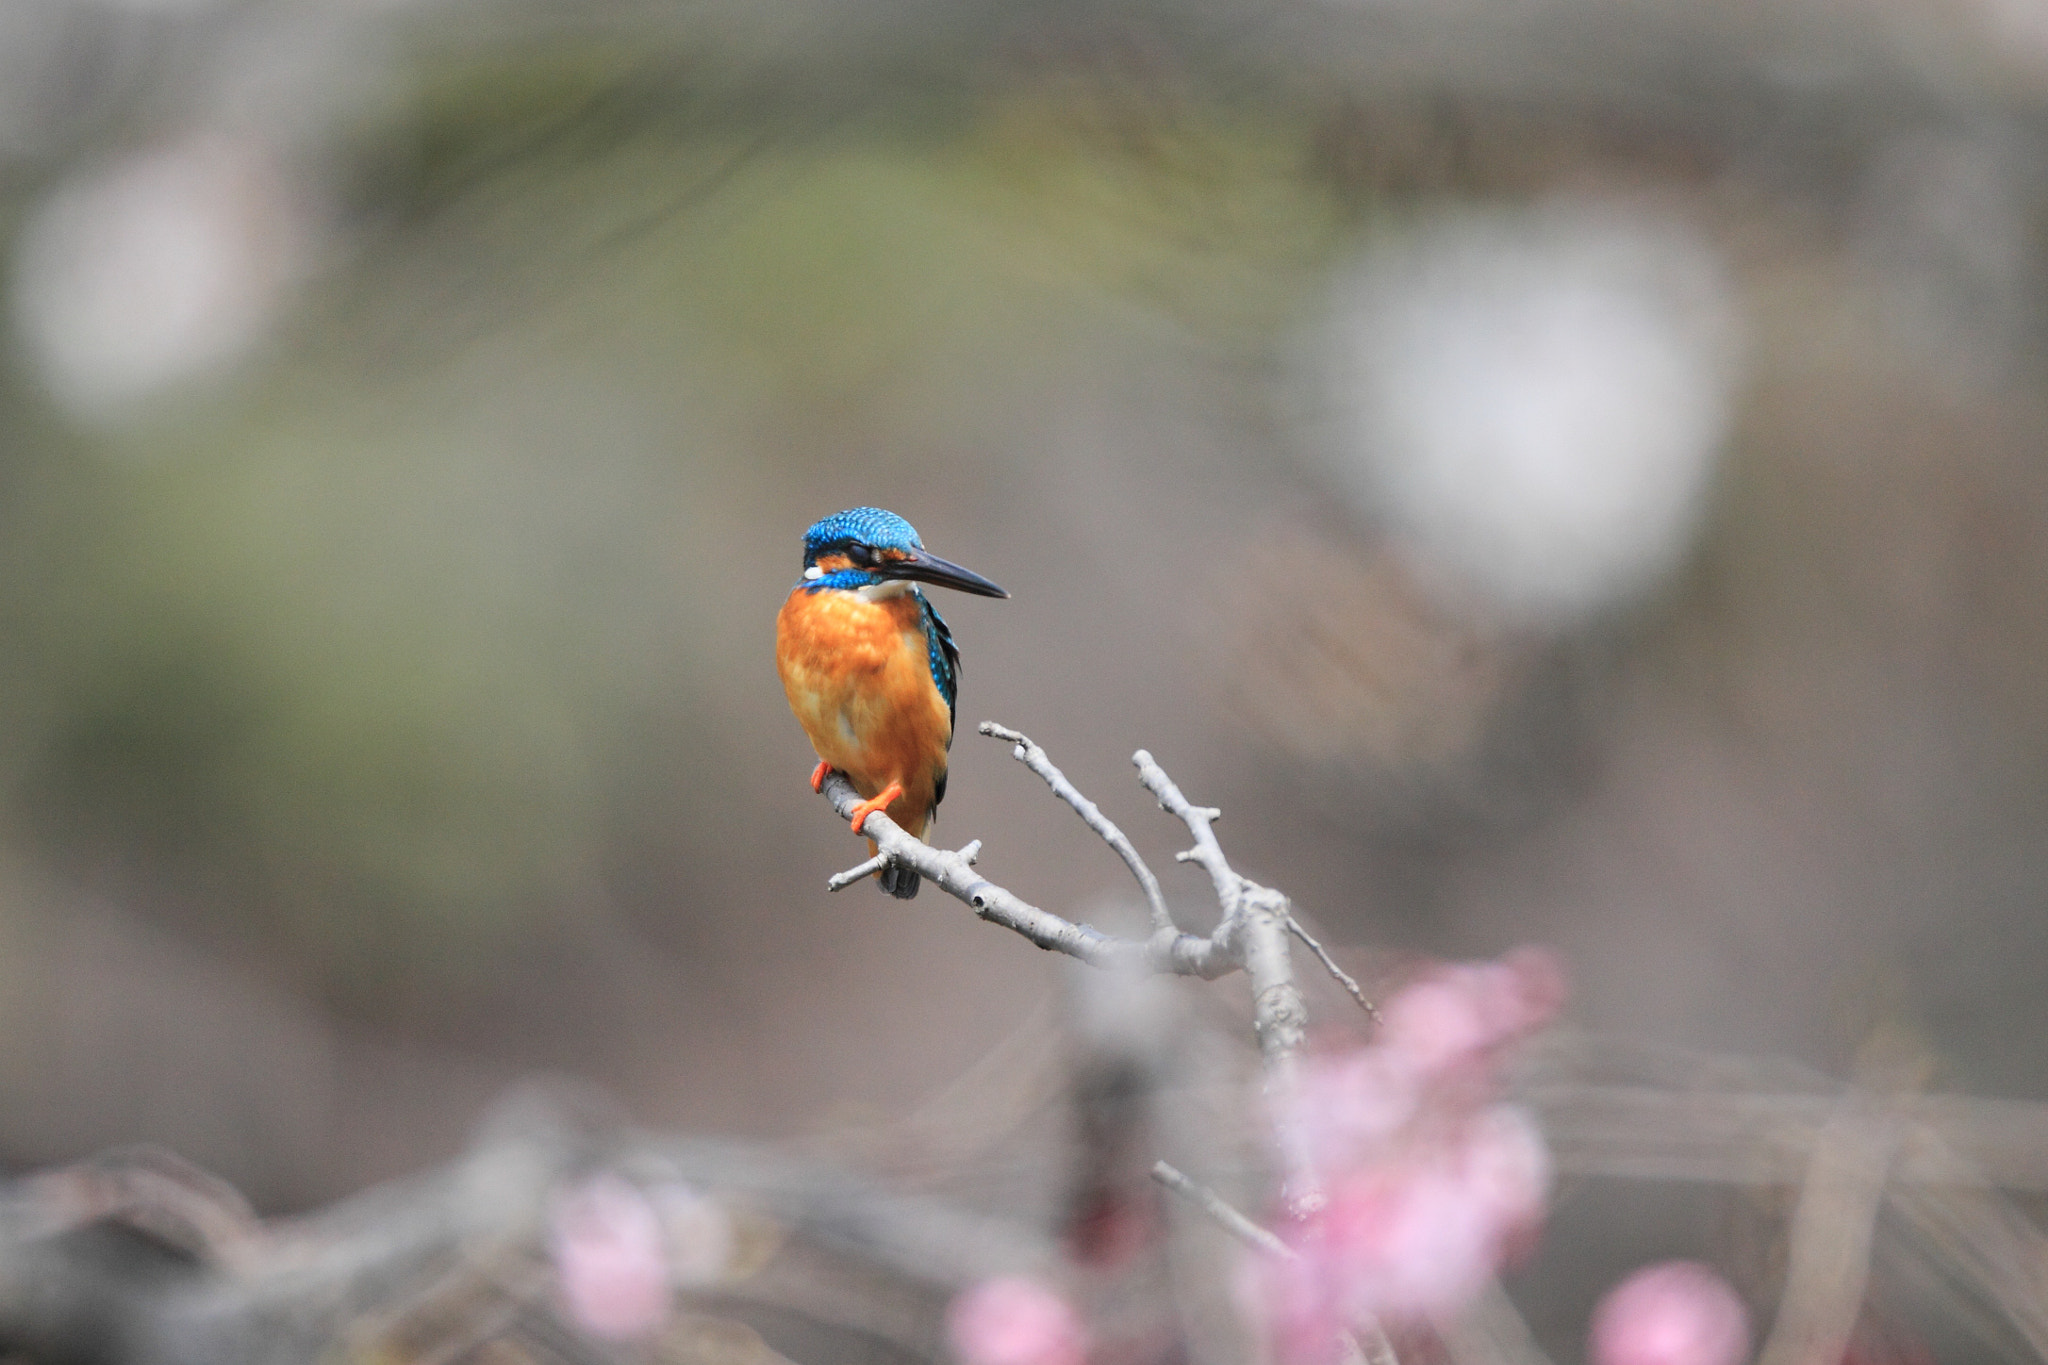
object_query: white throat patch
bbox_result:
[855,579,915,601]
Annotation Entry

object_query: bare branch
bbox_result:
[1151,1160,1287,1257]
[1521,1073,2048,1191]
[826,852,891,891]
[1239,891,1309,1077]
[1133,749,1242,923]
[0,1088,1049,1364]
[22,1145,262,1268]
[1756,1105,1896,1365]
[1126,750,1313,1073]
[1286,916,1381,1022]
[979,723,1176,938]
[1886,1130,2048,1359]
[1125,748,1316,1209]
[816,740,1332,1220]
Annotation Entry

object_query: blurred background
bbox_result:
[0,0,2045,1339]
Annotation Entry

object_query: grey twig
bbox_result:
[1133,749,1241,923]
[1150,1159,1287,1256]
[1132,751,1307,1077]
[979,723,1176,938]
[1130,749,1315,1213]
[1286,916,1381,1022]
[826,852,892,891]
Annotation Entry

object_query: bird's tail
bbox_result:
[867,834,920,899]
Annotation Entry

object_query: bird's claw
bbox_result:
[849,782,905,835]
[810,760,832,793]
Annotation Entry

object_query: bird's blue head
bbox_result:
[798,506,1008,599]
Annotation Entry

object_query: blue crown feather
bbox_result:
[802,507,922,562]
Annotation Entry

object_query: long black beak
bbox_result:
[881,547,1010,598]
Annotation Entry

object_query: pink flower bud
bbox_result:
[947,1276,1089,1365]
[1248,948,1565,1361]
[1590,1262,1751,1365]
[548,1172,671,1341]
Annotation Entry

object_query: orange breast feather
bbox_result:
[776,587,952,838]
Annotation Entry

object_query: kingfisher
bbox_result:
[776,507,1009,898]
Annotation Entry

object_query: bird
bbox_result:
[776,507,1009,897]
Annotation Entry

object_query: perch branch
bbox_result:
[817,731,1348,1213]
[815,746,1237,978]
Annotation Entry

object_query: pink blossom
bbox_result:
[1273,1116,1545,1314]
[1247,949,1566,1362]
[1240,1243,1351,1365]
[947,1276,1089,1365]
[1377,950,1566,1080]
[548,1172,671,1341]
[1378,969,1501,1077]
[1318,1158,1499,1319]
[1279,1047,1421,1174]
[1590,1262,1751,1365]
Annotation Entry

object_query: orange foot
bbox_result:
[849,781,905,835]
[810,760,832,793]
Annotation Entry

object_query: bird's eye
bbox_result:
[846,543,875,567]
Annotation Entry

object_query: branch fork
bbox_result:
[814,725,1374,1028]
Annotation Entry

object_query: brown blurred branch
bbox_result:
[11,1037,2048,1361]
[0,1088,1045,1365]
[1524,1036,2048,1365]
[1527,1075,2048,1191]
[1755,1105,1895,1365]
